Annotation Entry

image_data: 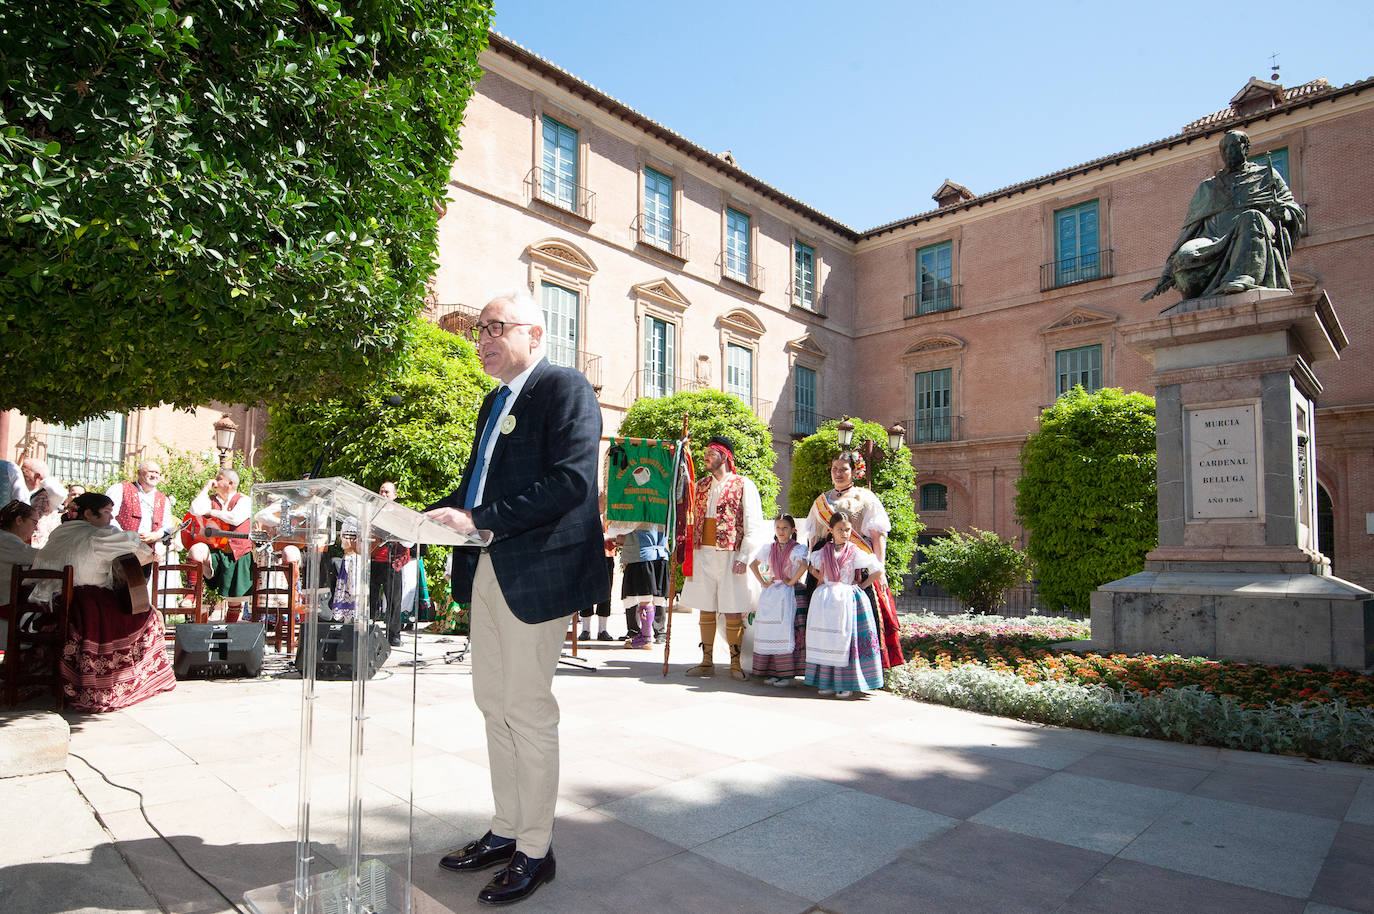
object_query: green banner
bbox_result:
[606,437,677,529]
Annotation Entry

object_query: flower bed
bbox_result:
[889,614,1374,763]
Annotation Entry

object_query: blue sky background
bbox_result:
[491,1,1373,232]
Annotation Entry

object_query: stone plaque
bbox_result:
[1188,404,1260,519]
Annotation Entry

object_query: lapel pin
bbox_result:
[500,414,517,434]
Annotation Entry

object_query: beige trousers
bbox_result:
[470,554,569,857]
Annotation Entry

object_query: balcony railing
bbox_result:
[790,283,830,317]
[548,349,603,391]
[631,213,689,259]
[897,415,962,445]
[1040,249,1113,292]
[524,167,596,221]
[431,302,482,339]
[620,372,771,421]
[716,252,764,290]
[903,284,961,318]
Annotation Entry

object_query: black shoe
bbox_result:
[388,633,403,647]
[597,631,614,641]
[577,630,591,641]
[440,831,516,873]
[477,850,555,906]
[653,635,665,644]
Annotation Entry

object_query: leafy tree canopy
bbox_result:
[1014,386,1157,613]
[0,0,493,423]
[617,389,780,518]
[260,319,493,510]
[917,527,1031,614]
[789,419,922,594]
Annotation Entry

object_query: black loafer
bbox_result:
[440,831,517,872]
[478,850,555,906]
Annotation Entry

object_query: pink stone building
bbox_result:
[6,34,1372,591]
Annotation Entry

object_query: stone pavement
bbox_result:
[1,630,1371,914]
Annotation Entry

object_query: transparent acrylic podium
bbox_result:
[243,477,490,914]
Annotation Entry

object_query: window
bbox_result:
[916,241,954,314]
[1249,147,1289,184]
[540,116,578,210]
[643,167,673,250]
[725,208,751,282]
[45,413,126,485]
[1054,200,1100,286]
[643,316,675,398]
[725,343,752,403]
[1055,344,1102,396]
[794,365,817,436]
[793,241,816,309]
[920,483,948,512]
[540,281,578,368]
[913,368,952,443]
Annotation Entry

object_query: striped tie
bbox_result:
[464,386,510,509]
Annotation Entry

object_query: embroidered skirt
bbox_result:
[62,586,176,713]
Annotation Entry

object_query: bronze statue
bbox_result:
[1143,129,1304,301]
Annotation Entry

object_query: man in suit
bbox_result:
[426,290,606,906]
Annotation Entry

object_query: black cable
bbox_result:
[69,752,247,914]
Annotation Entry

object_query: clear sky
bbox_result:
[491,0,1373,232]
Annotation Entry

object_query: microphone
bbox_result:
[307,394,404,478]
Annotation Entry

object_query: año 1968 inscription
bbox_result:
[1188,404,1259,519]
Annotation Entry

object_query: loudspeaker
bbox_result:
[296,622,391,680]
[173,623,266,678]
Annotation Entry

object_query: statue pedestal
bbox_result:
[1090,288,1373,670]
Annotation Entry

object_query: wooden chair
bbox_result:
[251,561,298,653]
[2,564,74,709]
[152,561,207,642]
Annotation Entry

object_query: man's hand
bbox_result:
[139,531,160,544]
[426,506,476,536]
[732,560,747,575]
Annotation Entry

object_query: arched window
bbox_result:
[920,483,948,512]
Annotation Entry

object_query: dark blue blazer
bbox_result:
[430,359,607,623]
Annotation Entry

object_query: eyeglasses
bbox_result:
[470,321,533,342]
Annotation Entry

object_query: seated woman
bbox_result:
[30,492,175,712]
[0,499,42,653]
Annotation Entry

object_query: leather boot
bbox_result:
[685,613,717,676]
[725,616,747,681]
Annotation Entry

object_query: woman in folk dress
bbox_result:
[804,452,904,668]
[804,511,884,698]
[748,514,809,685]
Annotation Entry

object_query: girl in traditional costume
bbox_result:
[804,452,904,668]
[804,511,884,697]
[748,515,809,685]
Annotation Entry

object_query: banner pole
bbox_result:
[662,414,691,677]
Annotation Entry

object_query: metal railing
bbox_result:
[621,371,710,408]
[895,581,1072,618]
[524,167,596,221]
[430,302,482,339]
[897,415,961,445]
[548,349,603,391]
[903,284,961,318]
[1040,249,1113,291]
[790,283,830,317]
[36,430,134,487]
[619,372,771,421]
[716,252,764,290]
[631,214,689,259]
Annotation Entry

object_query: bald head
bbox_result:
[476,289,546,383]
[20,458,47,491]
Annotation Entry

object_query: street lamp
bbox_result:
[213,413,238,469]
[834,418,907,478]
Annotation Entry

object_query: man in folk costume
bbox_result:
[105,460,179,559]
[680,436,766,681]
[187,469,254,620]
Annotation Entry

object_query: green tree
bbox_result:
[0,1,493,423]
[917,527,1032,614]
[617,389,780,517]
[789,419,921,594]
[260,319,493,510]
[1015,386,1157,613]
